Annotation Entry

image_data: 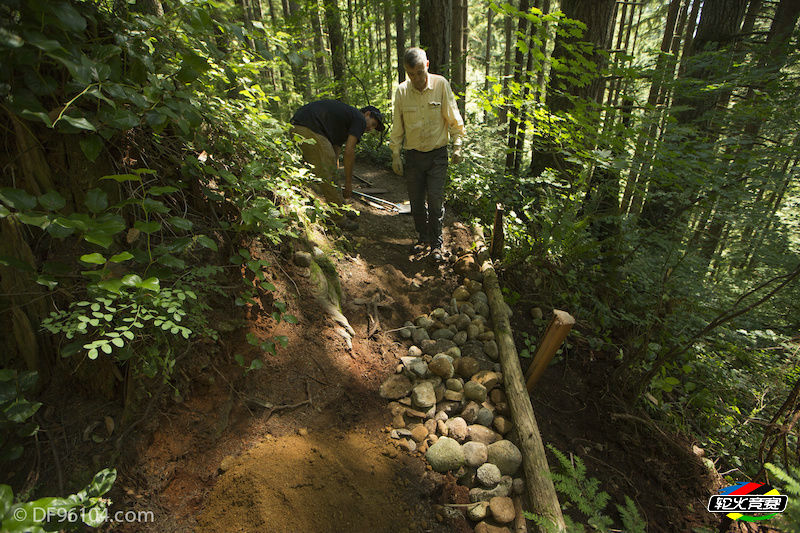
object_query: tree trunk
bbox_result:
[410,0,417,46]
[395,0,406,83]
[503,0,530,174]
[511,24,537,174]
[450,0,468,116]
[384,0,394,99]
[480,257,567,533]
[310,0,329,82]
[498,0,516,126]
[324,0,347,100]
[419,0,451,75]
[483,6,494,123]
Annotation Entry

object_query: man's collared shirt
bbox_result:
[390,73,465,157]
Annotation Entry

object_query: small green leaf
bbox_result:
[35,275,58,290]
[197,235,218,251]
[79,135,104,162]
[38,190,66,211]
[138,277,160,291]
[59,115,96,132]
[80,253,106,265]
[134,220,161,234]
[109,252,133,263]
[121,274,142,287]
[168,216,193,230]
[97,279,123,294]
[85,188,108,213]
[147,186,178,196]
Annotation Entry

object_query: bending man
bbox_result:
[291,100,385,202]
[390,47,465,261]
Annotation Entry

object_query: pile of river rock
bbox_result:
[380,274,525,531]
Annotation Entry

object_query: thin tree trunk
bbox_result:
[324,0,347,100]
[384,0,393,99]
[483,5,494,123]
[410,0,417,46]
[395,0,406,83]
[512,25,537,174]
[504,0,530,174]
[498,0,516,126]
[451,0,468,116]
[310,0,329,82]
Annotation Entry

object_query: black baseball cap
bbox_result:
[360,105,385,131]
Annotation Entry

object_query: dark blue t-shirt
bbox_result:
[290,99,366,147]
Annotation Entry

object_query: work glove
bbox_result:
[451,145,463,164]
[392,156,404,176]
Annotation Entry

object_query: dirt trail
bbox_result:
[116,162,472,532]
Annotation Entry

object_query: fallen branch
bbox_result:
[261,381,313,423]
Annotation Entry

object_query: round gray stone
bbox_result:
[425,436,465,473]
[463,440,488,467]
[477,463,502,487]
[429,353,455,379]
[476,407,494,427]
[446,416,468,441]
[464,381,488,403]
[412,382,436,409]
[487,440,523,476]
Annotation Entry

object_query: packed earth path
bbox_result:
[114,162,481,533]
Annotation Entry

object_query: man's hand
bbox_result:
[392,156,404,176]
[451,145,463,164]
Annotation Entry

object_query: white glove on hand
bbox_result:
[392,156,404,176]
[451,145,463,164]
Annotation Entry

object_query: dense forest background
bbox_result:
[2,0,800,530]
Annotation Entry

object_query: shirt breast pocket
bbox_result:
[426,101,442,122]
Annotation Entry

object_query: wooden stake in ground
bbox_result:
[525,310,575,392]
[490,203,505,260]
[481,260,566,532]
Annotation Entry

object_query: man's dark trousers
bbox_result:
[404,146,448,248]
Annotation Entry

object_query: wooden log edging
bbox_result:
[473,224,566,533]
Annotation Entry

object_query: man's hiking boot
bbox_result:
[411,240,428,254]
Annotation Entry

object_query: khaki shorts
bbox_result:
[291,125,342,204]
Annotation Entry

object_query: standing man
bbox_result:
[390,47,465,261]
[291,100,385,203]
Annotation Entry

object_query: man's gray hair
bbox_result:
[403,47,427,68]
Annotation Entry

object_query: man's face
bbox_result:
[364,113,378,132]
[405,60,429,91]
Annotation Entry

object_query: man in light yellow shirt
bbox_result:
[390,47,465,261]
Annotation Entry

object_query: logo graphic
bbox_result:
[708,482,788,522]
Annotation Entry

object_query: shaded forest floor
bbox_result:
[54,162,729,532]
